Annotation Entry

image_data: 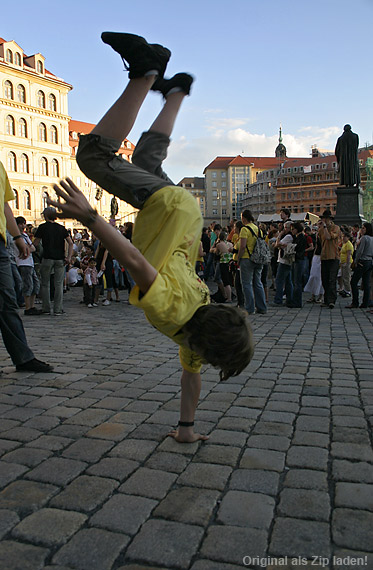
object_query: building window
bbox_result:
[6,49,13,63]
[222,209,227,215]
[222,181,226,187]
[40,157,48,176]
[4,80,13,99]
[42,189,49,210]
[221,172,226,178]
[37,61,44,74]
[7,152,16,172]
[50,159,59,177]
[18,118,27,138]
[17,84,26,103]
[39,123,47,141]
[212,209,218,215]
[6,115,15,135]
[212,171,217,178]
[212,200,217,206]
[20,153,29,173]
[37,90,45,108]
[50,125,58,144]
[212,181,217,187]
[23,190,31,210]
[15,52,21,66]
[13,189,19,209]
[49,93,56,111]
[222,191,227,196]
[222,200,227,206]
[212,191,217,197]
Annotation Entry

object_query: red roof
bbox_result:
[69,119,96,135]
[204,155,284,173]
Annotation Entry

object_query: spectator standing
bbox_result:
[84,257,99,307]
[338,232,353,298]
[347,222,373,309]
[318,209,340,309]
[15,216,42,316]
[289,222,307,308]
[272,221,294,306]
[33,207,73,315]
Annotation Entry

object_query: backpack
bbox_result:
[245,225,271,265]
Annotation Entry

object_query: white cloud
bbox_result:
[164,116,341,183]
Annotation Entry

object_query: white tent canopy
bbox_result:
[257,212,320,225]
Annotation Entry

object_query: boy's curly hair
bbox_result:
[182,304,254,381]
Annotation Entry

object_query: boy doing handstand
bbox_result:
[49,32,254,442]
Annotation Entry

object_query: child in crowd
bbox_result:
[48,31,254,442]
[83,257,98,307]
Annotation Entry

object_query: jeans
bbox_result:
[40,259,65,313]
[292,259,307,307]
[240,258,267,313]
[351,260,372,307]
[0,239,34,365]
[321,259,339,305]
[203,252,215,280]
[274,263,293,305]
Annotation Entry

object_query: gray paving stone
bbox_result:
[177,462,232,491]
[217,490,275,529]
[126,519,205,569]
[292,431,329,448]
[119,467,176,499]
[333,549,373,570]
[333,509,373,551]
[85,422,135,440]
[89,493,157,534]
[0,479,58,515]
[86,457,139,481]
[157,437,201,455]
[25,457,87,485]
[50,475,118,512]
[229,468,280,496]
[0,540,49,570]
[331,443,373,462]
[335,482,373,510]
[145,451,190,473]
[247,434,291,451]
[12,508,87,546]
[194,444,241,466]
[0,509,19,539]
[52,528,129,570]
[2,446,53,467]
[240,448,285,472]
[62,438,114,462]
[278,488,331,521]
[109,438,158,461]
[190,562,242,570]
[332,460,373,483]
[200,525,267,563]
[296,415,330,433]
[26,435,73,451]
[216,417,256,432]
[253,421,293,437]
[0,461,28,488]
[270,517,331,557]
[286,446,328,470]
[65,408,112,426]
[154,486,220,526]
[0,426,42,442]
[207,429,248,446]
[284,469,328,491]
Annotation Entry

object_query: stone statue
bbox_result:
[110,196,119,217]
[335,124,360,187]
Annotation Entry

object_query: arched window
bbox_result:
[39,122,47,141]
[6,115,15,135]
[13,189,19,209]
[40,157,48,176]
[50,159,59,177]
[50,125,58,144]
[17,84,26,103]
[37,61,43,74]
[23,190,31,210]
[6,49,13,63]
[20,153,29,174]
[18,118,27,138]
[37,90,45,108]
[48,93,56,111]
[4,80,13,99]
[42,187,49,210]
[15,52,21,66]
[7,152,16,172]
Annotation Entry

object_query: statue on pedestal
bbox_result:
[335,124,360,187]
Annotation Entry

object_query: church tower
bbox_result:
[275,125,287,158]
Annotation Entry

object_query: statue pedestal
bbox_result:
[334,186,366,226]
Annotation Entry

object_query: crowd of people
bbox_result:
[200,207,373,315]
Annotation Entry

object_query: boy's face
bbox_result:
[89,260,96,267]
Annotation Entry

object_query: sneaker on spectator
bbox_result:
[102,299,111,306]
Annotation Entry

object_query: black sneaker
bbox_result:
[24,308,43,316]
[16,358,54,373]
[101,32,171,79]
[151,73,194,97]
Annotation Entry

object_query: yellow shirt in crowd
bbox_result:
[238,223,259,259]
[340,240,354,265]
[0,162,15,243]
[129,186,210,373]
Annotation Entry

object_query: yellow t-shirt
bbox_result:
[340,240,354,265]
[232,232,240,261]
[0,162,15,243]
[129,186,210,373]
[238,223,259,259]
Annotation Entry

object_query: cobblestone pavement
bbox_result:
[0,287,372,570]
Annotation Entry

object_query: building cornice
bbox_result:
[0,98,71,121]
[0,60,72,90]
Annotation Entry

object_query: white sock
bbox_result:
[144,70,158,77]
[165,86,184,97]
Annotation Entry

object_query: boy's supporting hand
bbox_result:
[48,178,96,226]
[167,428,209,443]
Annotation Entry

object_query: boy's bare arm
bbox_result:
[49,178,157,294]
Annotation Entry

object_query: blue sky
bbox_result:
[2,0,372,182]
